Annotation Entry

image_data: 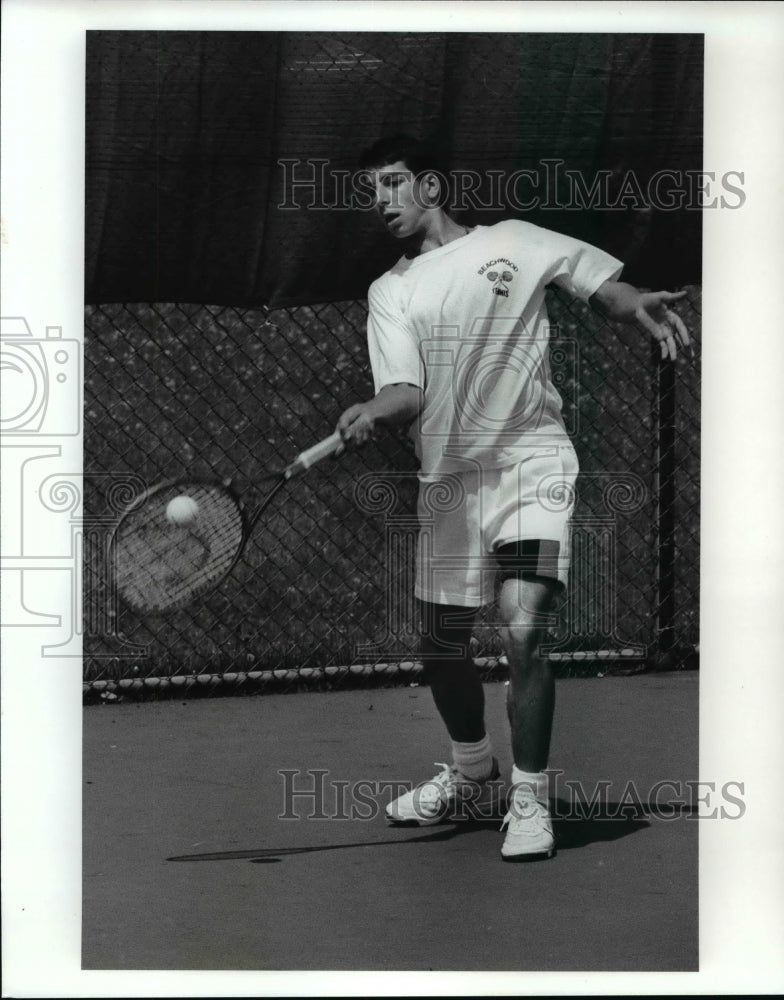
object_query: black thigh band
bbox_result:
[494,539,561,583]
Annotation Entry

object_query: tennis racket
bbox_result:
[108,431,342,614]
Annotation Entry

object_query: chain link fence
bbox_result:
[83,287,700,699]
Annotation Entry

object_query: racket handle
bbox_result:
[284,431,343,478]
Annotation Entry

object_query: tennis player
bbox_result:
[336,135,690,861]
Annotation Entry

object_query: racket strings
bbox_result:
[112,484,244,613]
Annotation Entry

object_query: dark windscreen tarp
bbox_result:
[86,31,703,307]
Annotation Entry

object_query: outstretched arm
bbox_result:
[590,280,692,361]
[336,382,423,451]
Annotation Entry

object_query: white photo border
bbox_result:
[2,1,783,995]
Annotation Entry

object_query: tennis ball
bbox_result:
[166,494,199,525]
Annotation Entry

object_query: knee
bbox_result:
[420,629,479,690]
[419,618,474,668]
[499,604,555,676]
[503,627,552,686]
[420,640,442,683]
[420,636,469,684]
[501,621,541,661]
[497,577,559,661]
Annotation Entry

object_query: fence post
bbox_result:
[654,346,677,662]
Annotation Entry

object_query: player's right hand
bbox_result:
[336,402,377,453]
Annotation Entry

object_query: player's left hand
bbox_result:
[634,290,692,361]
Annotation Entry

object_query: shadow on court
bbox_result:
[167,806,660,864]
[83,674,698,971]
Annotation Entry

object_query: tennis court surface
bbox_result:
[83,672,697,971]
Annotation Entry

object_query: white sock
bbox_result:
[511,765,548,802]
[451,735,494,780]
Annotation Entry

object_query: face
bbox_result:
[366,160,435,240]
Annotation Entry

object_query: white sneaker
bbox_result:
[500,781,556,861]
[386,759,502,826]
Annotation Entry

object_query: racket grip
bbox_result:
[284,431,343,478]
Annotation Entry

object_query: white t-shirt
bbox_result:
[367,218,623,475]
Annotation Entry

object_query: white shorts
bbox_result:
[414,445,579,607]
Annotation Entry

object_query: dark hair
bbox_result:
[358,133,452,209]
[358,133,449,178]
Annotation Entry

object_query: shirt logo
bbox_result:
[478,257,518,298]
[486,269,514,297]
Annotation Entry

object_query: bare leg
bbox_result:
[418,600,484,743]
[497,577,560,771]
